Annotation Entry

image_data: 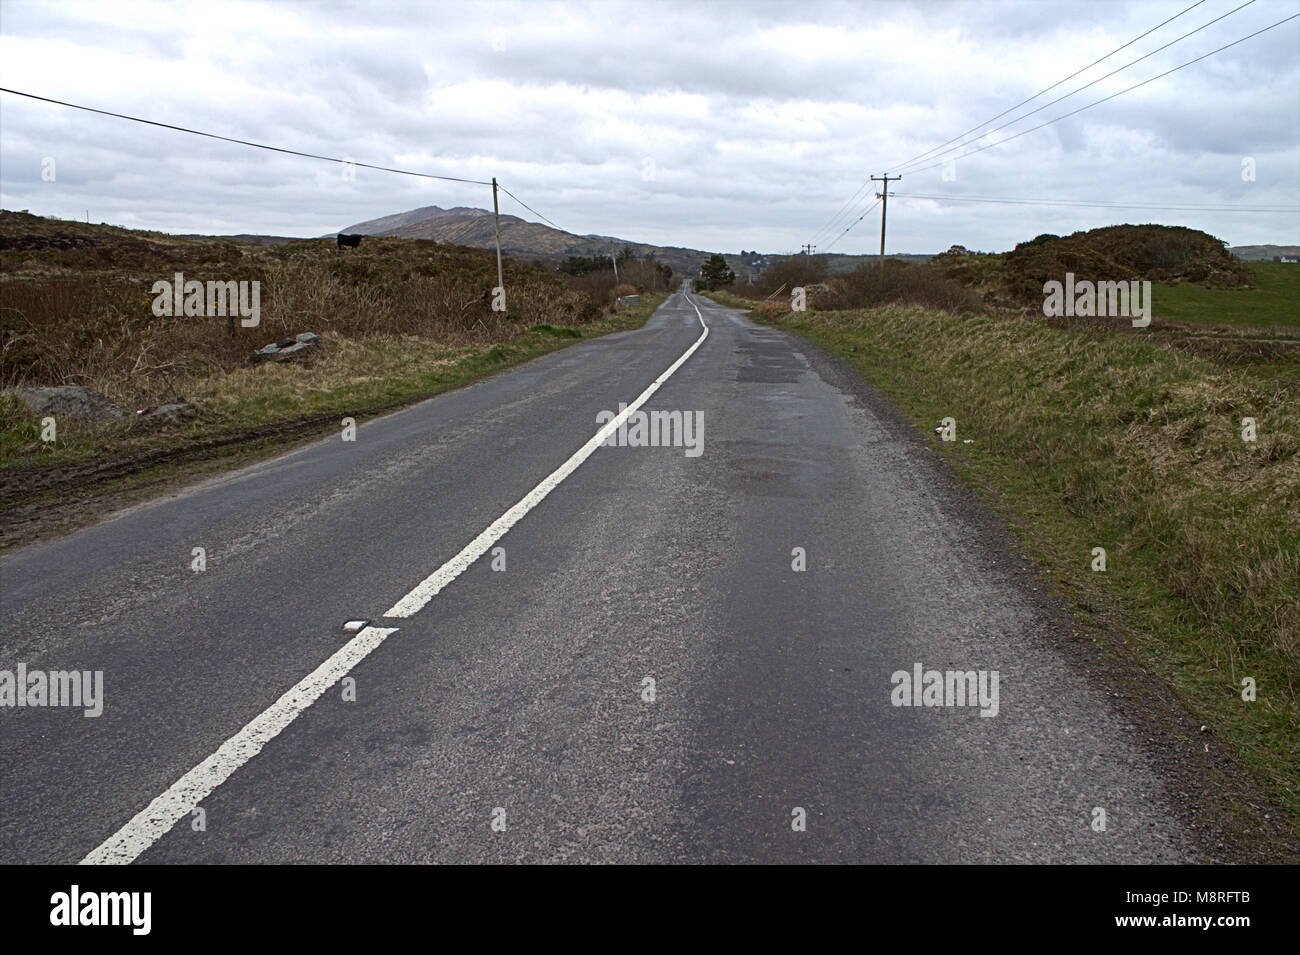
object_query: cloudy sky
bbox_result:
[1,0,1297,254]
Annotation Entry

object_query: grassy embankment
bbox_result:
[705,265,1299,836]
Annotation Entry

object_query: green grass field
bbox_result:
[1155,263,1300,330]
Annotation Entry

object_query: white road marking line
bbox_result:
[80,289,708,865]
[383,289,708,617]
[81,625,399,865]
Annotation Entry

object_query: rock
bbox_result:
[251,332,322,363]
[132,401,195,428]
[11,385,128,426]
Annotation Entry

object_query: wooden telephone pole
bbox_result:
[491,177,504,299]
[870,173,900,270]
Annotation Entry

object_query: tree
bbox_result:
[558,254,606,275]
[698,253,735,290]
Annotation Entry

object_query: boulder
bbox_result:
[132,401,196,429]
[11,385,128,426]
[252,332,322,363]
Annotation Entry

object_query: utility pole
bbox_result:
[800,243,816,256]
[491,177,504,302]
[871,173,900,271]
[610,241,619,283]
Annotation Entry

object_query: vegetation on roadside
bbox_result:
[557,251,676,311]
[719,224,1283,329]
[927,224,1255,311]
[719,243,987,316]
[0,210,614,407]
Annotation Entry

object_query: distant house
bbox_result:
[1280,256,1298,264]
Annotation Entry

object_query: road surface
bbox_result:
[1,287,1202,863]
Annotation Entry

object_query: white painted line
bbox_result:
[80,625,398,865]
[80,289,707,865]
[383,289,709,618]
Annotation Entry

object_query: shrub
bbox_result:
[818,260,985,314]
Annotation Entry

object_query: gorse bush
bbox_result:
[937,224,1256,310]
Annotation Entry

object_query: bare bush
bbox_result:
[755,255,829,297]
[819,260,986,314]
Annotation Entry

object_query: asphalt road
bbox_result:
[1,286,1204,863]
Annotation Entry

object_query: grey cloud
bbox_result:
[0,0,1295,253]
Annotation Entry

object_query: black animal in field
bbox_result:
[337,233,364,250]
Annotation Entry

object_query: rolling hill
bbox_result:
[340,205,714,275]
[1228,244,1300,262]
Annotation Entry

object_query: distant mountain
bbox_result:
[340,205,714,275]
[1229,244,1300,262]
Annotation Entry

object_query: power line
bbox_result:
[1,86,588,256]
[0,87,493,186]
[823,198,882,251]
[0,87,604,294]
[825,10,1297,249]
[811,0,1211,246]
[903,11,1300,177]
[893,0,1259,175]
[809,179,873,247]
[892,192,1300,213]
[886,0,1210,174]
[494,183,566,232]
